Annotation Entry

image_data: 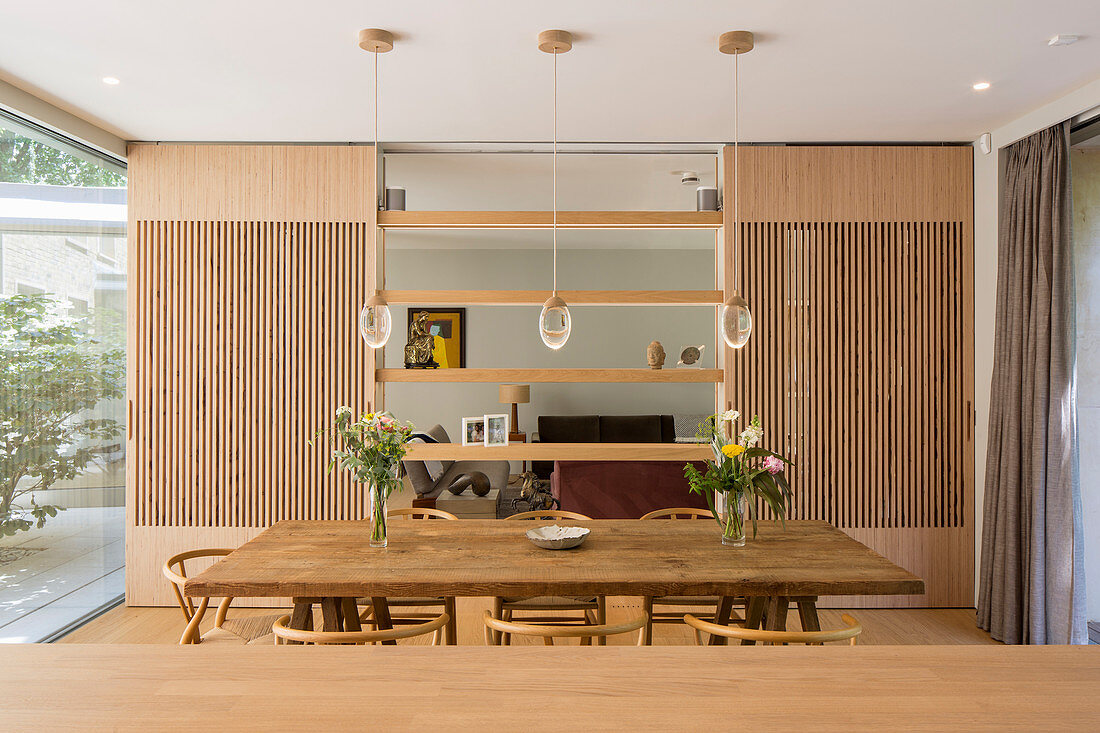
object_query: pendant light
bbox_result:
[358,28,394,349]
[538,30,573,350]
[719,30,753,349]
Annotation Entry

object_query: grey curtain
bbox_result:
[978,121,1086,644]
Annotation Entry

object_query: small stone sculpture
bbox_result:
[447,471,491,496]
[646,340,666,369]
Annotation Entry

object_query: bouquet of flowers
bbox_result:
[317,407,414,547]
[684,410,793,545]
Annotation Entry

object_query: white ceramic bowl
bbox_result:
[525,524,590,550]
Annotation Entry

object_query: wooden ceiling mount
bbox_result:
[718,30,754,55]
[358,28,394,53]
[538,29,573,54]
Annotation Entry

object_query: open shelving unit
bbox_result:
[377,368,723,383]
[376,201,725,462]
[380,289,723,306]
[377,210,723,229]
[404,442,712,462]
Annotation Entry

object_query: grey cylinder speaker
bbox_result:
[385,187,406,211]
[696,186,718,212]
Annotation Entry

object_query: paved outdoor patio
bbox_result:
[0,506,124,642]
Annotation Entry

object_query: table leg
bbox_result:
[370,597,397,646]
[443,597,457,645]
[707,596,736,646]
[320,597,343,632]
[740,596,766,646]
[340,598,362,632]
[286,600,314,645]
[765,596,790,634]
[796,597,821,637]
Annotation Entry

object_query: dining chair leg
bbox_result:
[444,597,458,645]
[491,598,504,645]
[707,596,735,646]
[543,637,555,646]
[741,596,766,646]
[502,608,513,646]
[642,596,654,646]
[596,597,607,646]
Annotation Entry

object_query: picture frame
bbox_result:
[407,308,466,368]
[484,413,509,447]
[461,416,485,446]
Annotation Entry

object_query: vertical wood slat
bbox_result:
[726,218,967,532]
[130,219,372,528]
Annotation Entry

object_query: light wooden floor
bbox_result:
[59,598,998,645]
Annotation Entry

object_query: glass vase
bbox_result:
[721,492,747,547]
[368,480,388,548]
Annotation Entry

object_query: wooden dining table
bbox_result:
[185,518,923,644]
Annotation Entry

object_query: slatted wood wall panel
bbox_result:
[722,146,974,607]
[126,145,375,605]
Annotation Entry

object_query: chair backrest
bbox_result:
[162,548,234,620]
[684,613,863,646]
[639,507,714,520]
[482,610,647,646]
[507,509,591,521]
[163,548,237,643]
[388,507,458,520]
[272,612,450,645]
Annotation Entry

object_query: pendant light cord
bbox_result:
[375,48,381,295]
[733,48,739,290]
[552,48,558,296]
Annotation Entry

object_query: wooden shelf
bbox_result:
[381,290,723,306]
[377,210,724,229]
[377,368,722,383]
[404,442,712,461]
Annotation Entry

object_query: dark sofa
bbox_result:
[535,414,708,519]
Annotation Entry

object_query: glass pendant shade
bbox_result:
[359,294,392,349]
[539,295,571,350]
[720,294,752,349]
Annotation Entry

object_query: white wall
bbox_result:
[972,74,1100,616]
[382,246,717,444]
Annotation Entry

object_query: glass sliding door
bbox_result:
[0,111,126,642]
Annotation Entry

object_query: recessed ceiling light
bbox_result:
[102,76,120,85]
[972,81,991,91]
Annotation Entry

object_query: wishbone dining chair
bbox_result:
[357,507,460,644]
[492,510,605,645]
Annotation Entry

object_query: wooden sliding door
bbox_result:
[722,146,974,607]
[125,145,376,605]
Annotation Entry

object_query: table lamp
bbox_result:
[499,384,530,434]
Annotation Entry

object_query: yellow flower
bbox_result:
[722,444,745,458]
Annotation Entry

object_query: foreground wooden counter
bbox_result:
[3,645,1096,730]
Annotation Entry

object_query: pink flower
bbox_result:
[762,456,784,475]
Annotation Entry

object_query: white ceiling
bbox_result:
[1,1,1099,144]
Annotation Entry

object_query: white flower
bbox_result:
[336,405,353,418]
[739,424,763,447]
[718,409,740,423]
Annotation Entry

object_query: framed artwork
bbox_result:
[461,416,485,446]
[407,308,466,369]
[484,414,509,447]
